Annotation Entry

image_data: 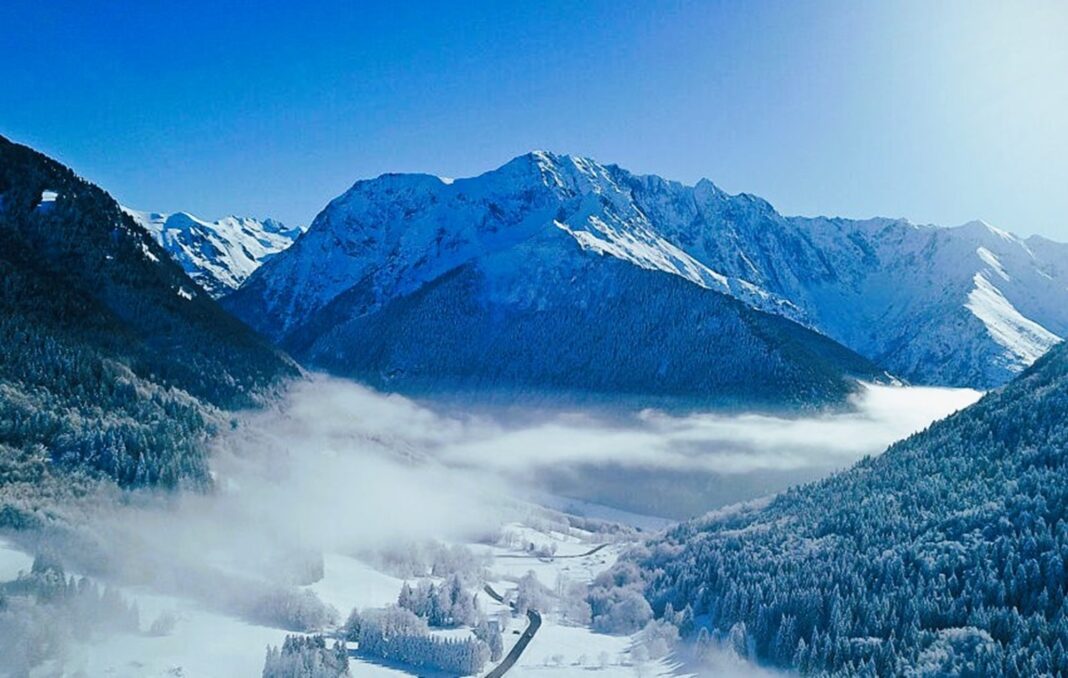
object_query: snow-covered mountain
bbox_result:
[225,153,885,409]
[226,151,1068,390]
[123,208,302,297]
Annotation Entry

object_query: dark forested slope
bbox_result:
[625,339,1068,675]
[0,136,296,493]
[292,250,886,411]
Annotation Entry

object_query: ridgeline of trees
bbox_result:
[0,135,297,502]
[614,340,1068,675]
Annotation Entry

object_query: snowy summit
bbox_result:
[123,208,303,298]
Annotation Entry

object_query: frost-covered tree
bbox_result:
[587,563,653,634]
[514,571,553,617]
[474,618,504,662]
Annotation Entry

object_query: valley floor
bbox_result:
[0,379,979,677]
[1,527,686,677]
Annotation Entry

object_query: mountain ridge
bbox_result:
[229,151,1068,389]
[225,151,890,410]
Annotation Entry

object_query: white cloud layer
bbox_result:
[262,376,981,480]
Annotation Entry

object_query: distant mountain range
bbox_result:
[0,136,296,494]
[225,151,1068,396]
[123,208,302,298]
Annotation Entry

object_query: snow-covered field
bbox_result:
[74,590,285,678]
[0,521,690,677]
[0,536,33,581]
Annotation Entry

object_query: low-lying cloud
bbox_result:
[3,373,983,675]
[26,375,983,608]
[268,376,980,478]
[203,375,980,521]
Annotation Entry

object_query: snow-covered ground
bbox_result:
[1,518,730,677]
[73,589,285,678]
[0,535,33,581]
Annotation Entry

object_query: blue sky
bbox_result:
[2,0,1067,237]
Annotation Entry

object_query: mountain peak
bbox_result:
[124,207,300,297]
[955,218,1022,245]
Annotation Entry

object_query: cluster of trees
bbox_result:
[587,561,654,633]
[344,606,490,675]
[245,586,337,633]
[397,574,480,627]
[473,616,505,662]
[620,341,1068,675]
[514,570,553,617]
[262,634,349,678]
[360,540,488,583]
[0,554,140,675]
[554,573,593,625]
[395,575,504,662]
[0,135,296,497]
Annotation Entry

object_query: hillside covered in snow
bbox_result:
[227,151,1068,391]
[124,208,302,298]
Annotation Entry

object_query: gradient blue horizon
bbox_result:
[2,0,1067,238]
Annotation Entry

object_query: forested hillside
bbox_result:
[623,338,1068,674]
[0,136,297,498]
[294,249,886,411]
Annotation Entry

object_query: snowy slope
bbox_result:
[124,208,302,297]
[228,152,1068,389]
[793,218,1067,386]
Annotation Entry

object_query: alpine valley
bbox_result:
[6,5,1068,678]
[3,136,1068,678]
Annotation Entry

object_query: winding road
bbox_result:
[493,542,610,560]
[481,544,607,676]
[482,584,542,678]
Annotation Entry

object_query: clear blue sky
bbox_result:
[2,1,1067,237]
